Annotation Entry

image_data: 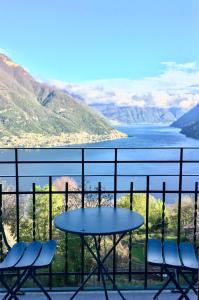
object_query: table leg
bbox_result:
[89,236,127,300]
[69,266,99,300]
[70,233,127,300]
[94,236,109,300]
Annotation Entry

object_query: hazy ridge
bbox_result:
[90,103,184,125]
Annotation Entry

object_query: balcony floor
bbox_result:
[0,290,196,299]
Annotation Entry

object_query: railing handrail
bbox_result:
[0,146,199,150]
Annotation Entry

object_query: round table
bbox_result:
[54,207,144,300]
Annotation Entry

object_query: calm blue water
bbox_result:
[1,125,199,203]
[81,124,199,148]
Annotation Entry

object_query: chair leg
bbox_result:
[29,271,52,300]
[9,272,29,300]
[165,268,190,300]
[4,269,51,300]
[0,277,20,300]
[177,276,198,300]
[153,277,172,300]
[178,271,198,295]
[2,270,27,300]
[171,270,181,293]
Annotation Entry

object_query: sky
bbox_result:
[0,0,198,108]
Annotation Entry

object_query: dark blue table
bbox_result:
[54,207,144,300]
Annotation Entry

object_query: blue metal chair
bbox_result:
[147,239,198,300]
[0,221,56,300]
[7,240,57,300]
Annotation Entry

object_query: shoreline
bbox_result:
[0,129,127,148]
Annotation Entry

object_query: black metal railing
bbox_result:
[0,147,198,291]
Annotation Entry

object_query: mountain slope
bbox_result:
[90,103,184,124]
[181,121,199,139]
[0,54,125,146]
[171,103,199,128]
[171,102,199,140]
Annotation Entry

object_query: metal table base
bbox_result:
[70,233,127,300]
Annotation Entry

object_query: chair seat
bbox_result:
[0,240,56,270]
[163,240,182,267]
[15,241,42,268]
[0,242,26,270]
[147,239,198,270]
[180,242,198,270]
[147,239,163,265]
[33,240,56,268]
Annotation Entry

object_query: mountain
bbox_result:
[0,54,125,147]
[171,103,199,128]
[90,103,184,124]
[171,102,199,139]
[181,121,199,139]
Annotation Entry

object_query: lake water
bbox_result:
[1,124,199,203]
[84,124,199,148]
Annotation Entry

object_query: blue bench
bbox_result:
[147,239,198,300]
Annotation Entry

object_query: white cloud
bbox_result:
[161,61,198,71]
[49,62,199,110]
[0,48,7,54]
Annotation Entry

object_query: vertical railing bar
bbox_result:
[144,175,150,289]
[193,182,198,248]
[97,182,101,282]
[0,183,3,285]
[114,148,117,208]
[113,148,118,288]
[82,148,85,208]
[0,184,3,262]
[15,148,20,243]
[98,181,101,207]
[161,182,166,244]
[65,182,69,285]
[14,149,20,284]
[130,182,133,211]
[49,176,53,290]
[128,182,133,282]
[81,148,85,284]
[32,183,36,242]
[177,148,183,244]
[161,182,166,281]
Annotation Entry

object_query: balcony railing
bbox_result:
[0,147,198,291]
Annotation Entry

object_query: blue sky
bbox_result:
[0,0,198,83]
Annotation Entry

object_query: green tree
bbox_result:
[18,185,63,242]
[118,193,169,234]
[168,195,198,242]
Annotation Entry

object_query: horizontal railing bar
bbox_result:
[1,146,199,150]
[1,174,199,178]
[2,270,192,277]
[1,189,198,195]
[0,173,199,178]
[1,160,199,164]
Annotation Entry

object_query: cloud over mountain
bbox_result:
[50,62,199,110]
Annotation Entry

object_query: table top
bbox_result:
[54,207,144,236]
